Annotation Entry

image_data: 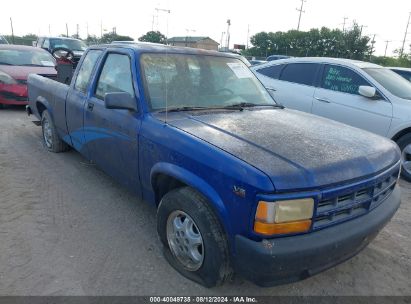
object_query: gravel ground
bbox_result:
[0,107,410,296]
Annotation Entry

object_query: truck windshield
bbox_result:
[140,53,275,111]
[363,68,411,100]
[50,39,87,51]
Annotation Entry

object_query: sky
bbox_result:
[1,0,410,56]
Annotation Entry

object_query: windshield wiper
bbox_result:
[224,102,284,110]
[159,106,209,113]
[0,62,13,65]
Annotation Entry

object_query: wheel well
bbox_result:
[36,102,47,117]
[153,174,186,206]
[391,128,411,142]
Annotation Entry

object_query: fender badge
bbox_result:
[233,185,246,198]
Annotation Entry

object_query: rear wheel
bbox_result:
[41,111,69,153]
[397,133,411,181]
[157,187,232,287]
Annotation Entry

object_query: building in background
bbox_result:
[167,36,219,51]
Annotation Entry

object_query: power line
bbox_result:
[400,12,411,57]
[296,0,306,31]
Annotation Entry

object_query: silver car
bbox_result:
[252,57,411,180]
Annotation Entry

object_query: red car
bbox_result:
[0,45,56,107]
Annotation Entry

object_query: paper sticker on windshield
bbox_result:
[227,62,253,78]
[41,61,55,67]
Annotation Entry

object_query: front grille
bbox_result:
[313,164,399,230]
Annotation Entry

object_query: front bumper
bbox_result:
[0,84,28,105]
[234,185,401,287]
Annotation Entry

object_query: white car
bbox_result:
[252,57,411,180]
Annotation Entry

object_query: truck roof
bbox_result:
[94,42,243,59]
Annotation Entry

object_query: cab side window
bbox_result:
[321,65,369,95]
[95,53,135,100]
[74,50,102,94]
[279,63,319,86]
[256,64,284,79]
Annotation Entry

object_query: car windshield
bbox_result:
[0,49,55,66]
[140,53,275,111]
[50,38,87,51]
[363,68,411,100]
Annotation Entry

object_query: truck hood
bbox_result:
[161,108,400,191]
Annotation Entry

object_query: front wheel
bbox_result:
[41,111,69,153]
[157,187,232,287]
[397,133,411,182]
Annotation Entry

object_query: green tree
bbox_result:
[244,24,371,60]
[99,32,134,44]
[138,31,166,44]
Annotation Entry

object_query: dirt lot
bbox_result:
[0,107,410,296]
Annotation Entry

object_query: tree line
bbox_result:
[243,24,411,67]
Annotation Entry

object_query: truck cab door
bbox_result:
[66,49,103,157]
[83,49,142,195]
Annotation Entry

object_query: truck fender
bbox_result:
[150,162,232,236]
[35,96,53,119]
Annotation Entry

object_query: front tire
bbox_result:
[397,133,411,182]
[157,187,232,287]
[41,111,69,153]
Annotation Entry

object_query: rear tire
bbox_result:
[397,133,411,182]
[157,187,232,287]
[41,111,69,153]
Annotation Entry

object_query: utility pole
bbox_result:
[296,0,306,31]
[86,23,89,37]
[226,19,231,49]
[220,32,225,50]
[185,28,196,47]
[384,40,391,57]
[154,8,171,32]
[359,25,367,37]
[246,24,250,49]
[100,20,103,38]
[400,12,411,57]
[49,24,51,35]
[66,23,69,37]
[369,34,376,61]
[10,18,15,44]
[76,24,79,38]
[342,17,348,32]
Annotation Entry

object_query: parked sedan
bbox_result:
[389,67,411,82]
[0,45,56,107]
[252,57,411,181]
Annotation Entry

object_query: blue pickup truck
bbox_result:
[27,43,401,287]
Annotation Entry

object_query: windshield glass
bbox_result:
[0,49,55,66]
[140,53,275,111]
[50,38,87,51]
[363,68,411,100]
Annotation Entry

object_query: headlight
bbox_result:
[254,198,314,235]
[0,71,17,84]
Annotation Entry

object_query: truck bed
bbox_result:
[28,74,70,140]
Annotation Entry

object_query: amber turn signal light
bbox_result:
[254,220,312,235]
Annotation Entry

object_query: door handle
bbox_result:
[315,97,331,103]
[87,102,94,111]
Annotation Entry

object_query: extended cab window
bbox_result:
[256,64,284,79]
[95,53,135,100]
[74,50,102,93]
[279,63,319,86]
[322,65,368,95]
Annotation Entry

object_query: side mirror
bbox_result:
[358,86,377,98]
[104,92,137,111]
